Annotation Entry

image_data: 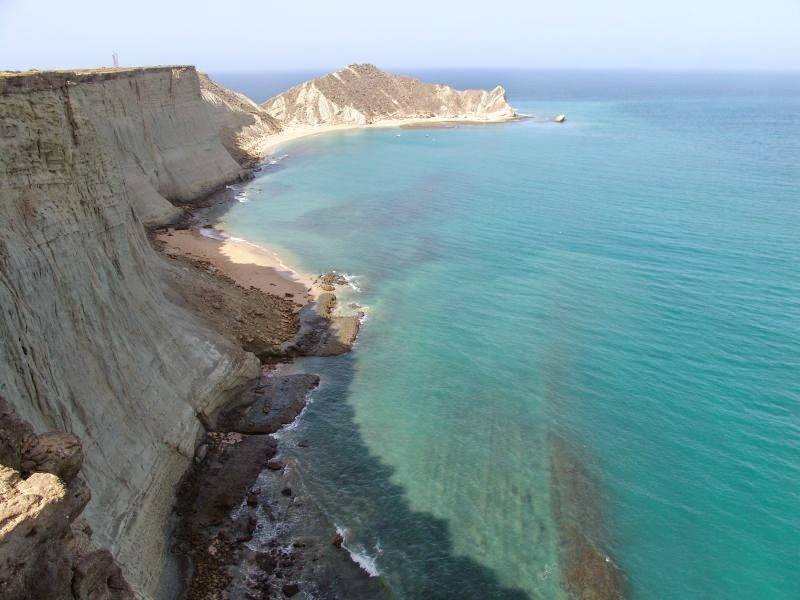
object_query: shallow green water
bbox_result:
[219,75,800,598]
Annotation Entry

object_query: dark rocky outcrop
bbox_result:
[215,374,320,434]
[172,373,313,598]
[284,293,363,357]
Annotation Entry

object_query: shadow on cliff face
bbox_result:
[284,352,530,600]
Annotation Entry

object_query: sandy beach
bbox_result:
[257,114,519,155]
[156,228,322,306]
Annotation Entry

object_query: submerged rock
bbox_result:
[282,582,300,596]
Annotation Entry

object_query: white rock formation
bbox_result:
[262,63,516,128]
[0,67,259,597]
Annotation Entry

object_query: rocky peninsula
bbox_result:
[260,63,517,151]
[0,64,515,598]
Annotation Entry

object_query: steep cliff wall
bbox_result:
[0,67,260,597]
[0,67,248,226]
[199,72,282,166]
[262,63,515,127]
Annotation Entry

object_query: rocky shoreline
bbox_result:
[150,186,376,598]
[0,63,520,598]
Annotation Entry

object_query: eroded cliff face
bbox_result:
[199,72,283,166]
[0,67,259,597]
[262,63,515,127]
[0,67,249,226]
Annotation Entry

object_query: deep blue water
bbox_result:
[215,71,800,598]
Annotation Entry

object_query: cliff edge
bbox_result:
[262,63,516,128]
[0,397,134,599]
[0,67,249,227]
[198,72,283,166]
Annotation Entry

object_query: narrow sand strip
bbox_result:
[257,114,518,155]
[157,229,321,305]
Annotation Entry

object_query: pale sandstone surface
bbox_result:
[263,63,516,128]
[0,67,259,597]
[198,72,283,165]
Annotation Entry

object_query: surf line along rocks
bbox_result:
[166,254,376,598]
[171,373,320,599]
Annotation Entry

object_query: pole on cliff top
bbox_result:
[112,52,119,67]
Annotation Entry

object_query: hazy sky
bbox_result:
[1,0,799,71]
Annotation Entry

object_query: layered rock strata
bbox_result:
[263,63,515,127]
[198,72,283,166]
[0,67,249,226]
[0,67,261,597]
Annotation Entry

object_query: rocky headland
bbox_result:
[263,63,515,127]
[257,63,517,150]
[0,63,515,598]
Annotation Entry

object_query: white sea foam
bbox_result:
[335,526,382,577]
[274,389,315,436]
[342,273,363,292]
[267,153,289,165]
[198,227,228,241]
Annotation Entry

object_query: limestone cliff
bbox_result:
[262,63,515,127]
[198,72,283,166]
[0,67,249,227]
[0,67,260,597]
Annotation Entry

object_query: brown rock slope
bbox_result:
[0,397,133,599]
[263,63,515,127]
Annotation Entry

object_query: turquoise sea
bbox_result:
[212,71,800,598]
